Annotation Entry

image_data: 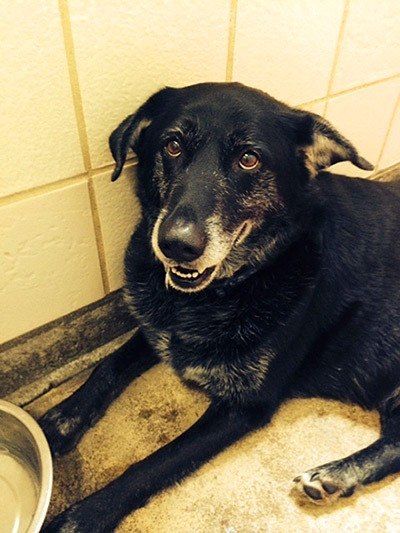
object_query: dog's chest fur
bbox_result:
[124,223,319,403]
[124,280,272,402]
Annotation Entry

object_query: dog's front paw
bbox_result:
[42,510,79,533]
[43,497,120,533]
[42,505,91,533]
[39,405,86,456]
[293,461,359,505]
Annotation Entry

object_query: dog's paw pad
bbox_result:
[293,471,343,505]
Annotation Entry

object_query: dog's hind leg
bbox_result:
[39,329,158,455]
[294,399,400,504]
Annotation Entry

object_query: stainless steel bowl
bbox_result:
[0,399,52,533]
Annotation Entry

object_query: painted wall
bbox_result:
[1,0,399,343]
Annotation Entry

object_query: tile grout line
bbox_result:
[58,0,110,294]
[326,74,400,102]
[87,179,111,293]
[0,160,138,208]
[322,0,350,117]
[0,174,87,208]
[297,98,326,109]
[58,0,92,172]
[294,74,400,113]
[225,0,238,82]
[375,92,400,170]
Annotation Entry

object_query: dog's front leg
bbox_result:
[43,401,272,533]
[39,330,158,455]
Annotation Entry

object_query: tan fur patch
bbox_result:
[182,353,272,401]
[303,133,348,177]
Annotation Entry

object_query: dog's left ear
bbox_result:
[295,111,374,177]
[109,87,178,181]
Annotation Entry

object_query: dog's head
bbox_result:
[110,83,372,293]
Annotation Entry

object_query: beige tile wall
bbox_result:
[1,0,399,343]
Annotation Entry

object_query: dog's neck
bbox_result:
[213,263,262,296]
[213,225,324,297]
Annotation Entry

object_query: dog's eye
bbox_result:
[239,151,260,170]
[165,139,182,157]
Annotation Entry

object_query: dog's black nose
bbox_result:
[158,217,207,262]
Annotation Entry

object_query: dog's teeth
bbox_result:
[170,267,200,280]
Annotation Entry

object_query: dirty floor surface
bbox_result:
[28,362,400,533]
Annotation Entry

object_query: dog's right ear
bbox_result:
[109,87,177,181]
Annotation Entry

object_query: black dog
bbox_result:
[40,82,400,532]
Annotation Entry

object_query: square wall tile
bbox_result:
[332,0,400,93]
[379,98,400,170]
[93,166,141,291]
[0,182,104,343]
[1,0,84,198]
[325,79,400,177]
[69,0,231,169]
[233,0,345,105]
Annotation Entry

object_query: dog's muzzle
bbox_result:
[157,215,216,291]
[154,210,252,292]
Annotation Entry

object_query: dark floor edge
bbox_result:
[0,289,136,399]
[1,290,124,353]
[6,330,136,407]
[372,162,400,181]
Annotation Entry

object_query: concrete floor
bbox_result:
[27,359,400,533]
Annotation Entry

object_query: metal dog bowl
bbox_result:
[0,399,52,533]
